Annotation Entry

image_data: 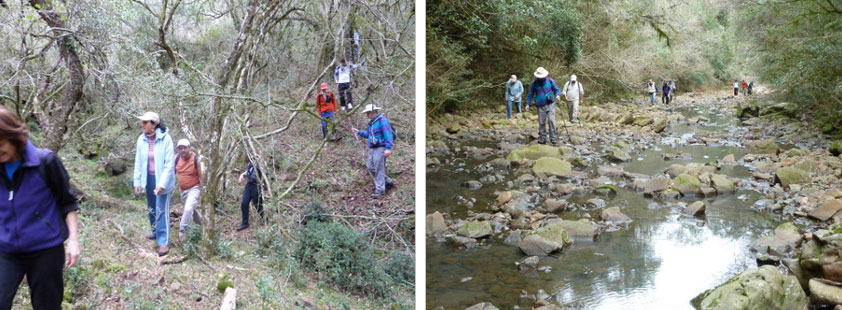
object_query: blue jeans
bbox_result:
[506,100,521,118]
[320,111,335,138]
[649,93,656,105]
[145,174,171,246]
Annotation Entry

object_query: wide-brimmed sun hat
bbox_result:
[534,67,549,78]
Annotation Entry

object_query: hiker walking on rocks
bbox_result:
[748,81,754,96]
[0,107,80,309]
[562,74,584,124]
[741,79,748,96]
[334,59,359,111]
[352,104,397,199]
[174,139,203,238]
[505,75,524,119]
[237,156,265,231]
[316,83,338,140]
[646,79,657,105]
[527,67,562,145]
[733,80,739,96]
[669,80,676,102]
[662,81,671,105]
[133,111,175,257]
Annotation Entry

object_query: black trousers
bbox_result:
[240,182,264,225]
[337,82,353,109]
[0,245,64,310]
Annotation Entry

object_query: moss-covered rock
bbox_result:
[546,219,599,240]
[749,138,779,155]
[774,166,810,188]
[633,116,654,126]
[830,140,842,157]
[608,148,632,162]
[673,174,702,196]
[505,145,564,162]
[456,221,493,239]
[532,157,572,177]
[692,265,807,310]
[710,174,735,194]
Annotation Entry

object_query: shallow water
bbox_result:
[426,105,782,309]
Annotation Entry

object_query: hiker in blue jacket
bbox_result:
[526,67,562,145]
[352,104,396,199]
[133,111,175,257]
[0,107,80,310]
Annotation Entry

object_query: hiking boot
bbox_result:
[550,140,558,146]
[386,180,397,189]
[370,192,384,199]
[537,140,547,145]
[147,233,155,240]
[236,223,249,231]
[158,245,170,257]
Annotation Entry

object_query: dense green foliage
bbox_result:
[427,0,750,114]
[738,0,842,135]
[295,221,392,298]
[427,0,582,114]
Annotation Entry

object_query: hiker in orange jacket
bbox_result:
[316,83,338,140]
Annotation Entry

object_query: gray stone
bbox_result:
[456,221,493,239]
[519,234,563,256]
[683,201,706,217]
[809,199,842,221]
[809,279,842,305]
[465,302,500,310]
[463,180,483,190]
[518,256,540,271]
[426,212,447,235]
[543,199,569,213]
[643,177,671,196]
[601,207,632,224]
[448,236,478,249]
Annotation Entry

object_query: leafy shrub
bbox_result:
[295,221,391,297]
[382,251,414,286]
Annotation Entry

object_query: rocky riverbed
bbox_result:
[426,91,842,310]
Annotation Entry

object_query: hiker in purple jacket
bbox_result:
[526,67,562,145]
[0,107,80,310]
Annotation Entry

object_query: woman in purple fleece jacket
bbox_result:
[0,107,80,310]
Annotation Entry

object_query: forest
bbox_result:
[427,0,842,134]
[0,0,415,308]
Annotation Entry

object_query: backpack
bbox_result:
[37,149,63,203]
[174,153,199,175]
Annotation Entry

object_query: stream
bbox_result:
[426,104,787,309]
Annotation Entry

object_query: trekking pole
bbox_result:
[555,101,573,145]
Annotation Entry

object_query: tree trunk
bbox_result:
[29,0,85,153]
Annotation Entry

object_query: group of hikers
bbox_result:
[0,58,397,307]
[504,67,585,145]
[733,79,754,96]
[645,79,677,105]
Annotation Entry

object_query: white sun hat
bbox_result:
[137,111,160,124]
[570,74,577,81]
[176,139,190,147]
[534,67,549,78]
[361,104,381,113]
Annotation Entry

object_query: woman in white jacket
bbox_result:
[132,112,175,256]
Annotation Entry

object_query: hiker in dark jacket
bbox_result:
[0,107,80,310]
[526,67,562,145]
[748,81,754,96]
[352,104,396,199]
[237,156,264,231]
[662,82,671,105]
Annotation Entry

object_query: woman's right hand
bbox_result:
[134,187,142,194]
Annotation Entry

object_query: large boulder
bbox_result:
[749,138,780,155]
[692,265,807,310]
[426,212,447,236]
[653,118,668,133]
[519,234,565,256]
[546,219,600,241]
[456,221,493,239]
[738,101,760,119]
[608,148,632,162]
[710,174,736,194]
[601,207,632,224]
[673,174,702,196]
[532,157,572,177]
[809,278,842,305]
[760,102,799,119]
[774,167,810,189]
[506,145,565,162]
